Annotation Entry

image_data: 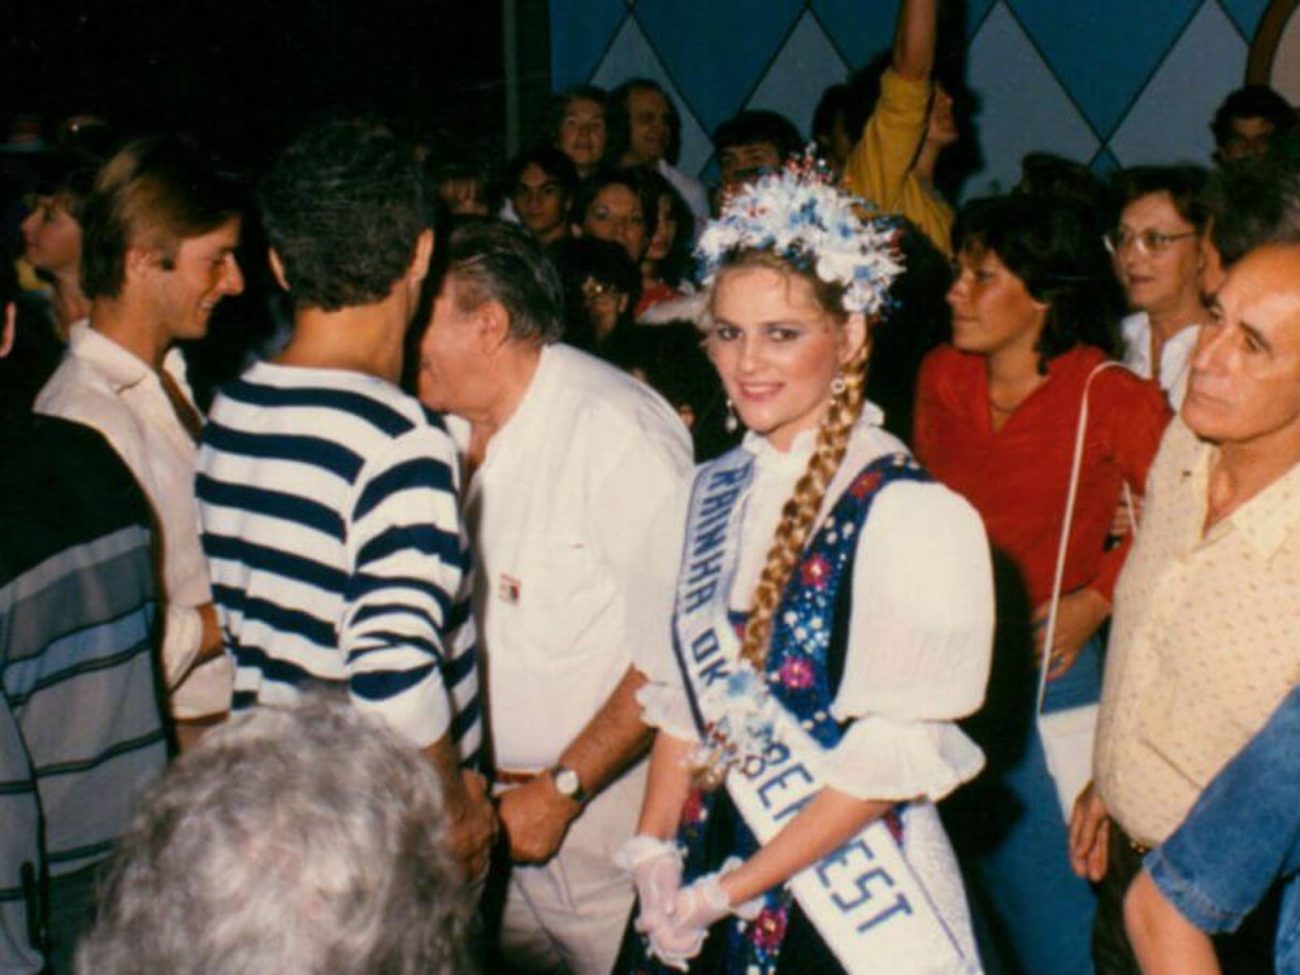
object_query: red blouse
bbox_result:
[634,280,683,318]
[913,344,1171,608]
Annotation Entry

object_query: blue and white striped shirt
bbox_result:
[196,363,481,764]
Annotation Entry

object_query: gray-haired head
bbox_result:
[76,697,475,975]
[442,218,566,345]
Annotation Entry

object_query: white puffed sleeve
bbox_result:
[627,481,700,742]
[823,480,994,802]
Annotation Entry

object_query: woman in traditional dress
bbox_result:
[913,194,1170,975]
[617,157,995,975]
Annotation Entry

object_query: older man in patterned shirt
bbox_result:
[1071,243,1300,974]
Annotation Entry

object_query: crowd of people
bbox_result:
[4,0,1300,973]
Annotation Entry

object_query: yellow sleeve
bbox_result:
[842,68,953,256]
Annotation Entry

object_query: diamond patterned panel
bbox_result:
[634,0,804,132]
[590,16,716,176]
[553,0,1259,190]
[1219,0,1273,39]
[807,0,899,71]
[1005,0,1202,138]
[1109,2,1247,166]
[747,11,849,140]
[1091,147,1122,176]
[964,3,1099,197]
[550,0,630,91]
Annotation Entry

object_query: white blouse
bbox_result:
[633,404,995,802]
[1120,311,1200,409]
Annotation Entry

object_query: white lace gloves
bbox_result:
[615,837,763,971]
[615,835,684,935]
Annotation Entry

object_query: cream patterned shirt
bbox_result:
[1095,416,1300,847]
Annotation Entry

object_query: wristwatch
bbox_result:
[549,764,589,804]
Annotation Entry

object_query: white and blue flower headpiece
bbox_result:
[696,150,905,317]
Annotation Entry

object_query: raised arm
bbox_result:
[893,0,938,83]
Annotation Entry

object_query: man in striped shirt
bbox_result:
[1,265,168,974]
[196,119,495,879]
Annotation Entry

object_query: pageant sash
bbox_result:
[673,450,979,975]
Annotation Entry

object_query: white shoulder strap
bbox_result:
[1036,361,1136,714]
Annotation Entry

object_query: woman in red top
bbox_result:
[914,194,1170,975]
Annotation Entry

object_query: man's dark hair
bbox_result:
[606,78,682,166]
[443,219,566,344]
[812,84,852,151]
[954,194,1122,369]
[506,145,579,201]
[260,118,432,312]
[1211,84,1296,148]
[712,110,803,160]
[1112,165,1210,232]
[1016,153,1111,212]
[81,136,243,300]
[570,167,659,240]
[1203,153,1300,267]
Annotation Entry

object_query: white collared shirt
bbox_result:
[1120,312,1200,409]
[460,344,692,770]
[657,159,710,240]
[35,324,231,718]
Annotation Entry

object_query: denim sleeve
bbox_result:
[1144,686,1300,934]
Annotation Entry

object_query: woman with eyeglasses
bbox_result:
[1106,166,1211,409]
[914,194,1170,975]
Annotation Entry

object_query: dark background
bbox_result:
[2,0,512,169]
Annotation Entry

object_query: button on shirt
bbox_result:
[1096,416,1300,847]
[35,324,232,718]
[463,344,692,771]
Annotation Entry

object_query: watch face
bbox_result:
[554,767,580,795]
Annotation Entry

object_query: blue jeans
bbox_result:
[1146,685,1300,975]
[967,636,1102,975]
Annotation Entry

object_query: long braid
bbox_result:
[738,340,870,672]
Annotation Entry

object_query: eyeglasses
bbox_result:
[1102,228,1198,257]
[581,280,624,304]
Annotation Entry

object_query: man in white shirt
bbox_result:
[609,78,710,236]
[417,219,692,974]
[35,137,243,743]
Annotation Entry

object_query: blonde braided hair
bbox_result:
[713,254,872,673]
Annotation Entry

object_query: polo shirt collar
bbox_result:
[69,322,153,393]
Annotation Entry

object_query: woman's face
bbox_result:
[946,246,1047,360]
[708,265,863,451]
[557,97,606,174]
[1113,191,1203,317]
[580,275,628,342]
[21,196,82,275]
[645,194,677,265]
[581,185,647,262]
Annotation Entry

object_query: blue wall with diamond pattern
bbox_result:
[550,0,1270,198]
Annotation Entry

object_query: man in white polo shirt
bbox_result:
[35,137,242,744]
[417,219,691,974]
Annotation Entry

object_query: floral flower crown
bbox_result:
[695,149,905,317]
